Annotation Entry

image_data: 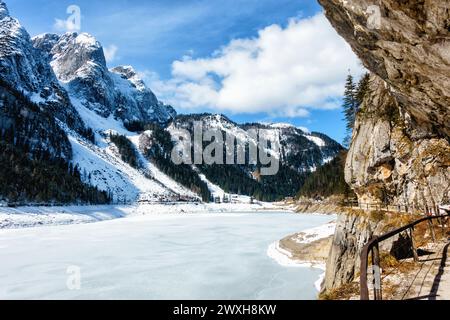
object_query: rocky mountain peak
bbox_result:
[32,33,60,58]
[49,32,107,82]
[32,30,176,124]
[0,5,86,133]
[111,65,147,92]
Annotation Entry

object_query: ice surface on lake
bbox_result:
[0,212,331,300]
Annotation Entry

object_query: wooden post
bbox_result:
[409,227,419,262]
[372,243,382,300]
[428,219,436,243]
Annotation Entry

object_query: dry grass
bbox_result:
[319,282,360,300]
[380,252,400,268]
[370,210,386,223]
[368,251,417,272]
[381,212,422,233]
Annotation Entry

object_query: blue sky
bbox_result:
[6,0,364,143]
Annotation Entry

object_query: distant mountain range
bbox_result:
[0,1,343,204]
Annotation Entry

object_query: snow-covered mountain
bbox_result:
[170,114,343,173]
[0,1,186,203]
[0,1,343,204]
[166,114,343,201]
[32,32,176,125]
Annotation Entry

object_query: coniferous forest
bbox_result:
[109,133,139,169]
[143,124,212,202]
[0,142,110,204]
[0,81,110,205]
[198,164,307,202]
[297,151,355,199]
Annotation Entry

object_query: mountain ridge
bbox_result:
[0,1,343,203]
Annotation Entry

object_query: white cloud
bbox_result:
[148,13,365,117]
[104,45,119,63]
[54,18,79,32]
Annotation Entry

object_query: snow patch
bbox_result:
[270,123,295,129]
[305,135,326,148]
[293,222,336,244]
[75,33,98,47]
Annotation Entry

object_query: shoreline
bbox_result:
[0,201,293,230]
[267,219,337,292]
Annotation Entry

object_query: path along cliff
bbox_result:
[316,0,450,294]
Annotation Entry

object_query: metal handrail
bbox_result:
[360,212,450,300]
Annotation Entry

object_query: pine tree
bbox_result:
[343,74,358,147]
[356,73,370,106]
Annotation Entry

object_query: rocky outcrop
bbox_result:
[320,0,450,211]
[280,234,333,265]
[318,0,450,209]
[319,0,449,137]
[318,0,450,292]
[346,75,450,211]
[323,211,385,290]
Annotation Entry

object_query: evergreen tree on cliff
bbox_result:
[356,73,370,106]
[342,74,357,147]
[342,73,370,147]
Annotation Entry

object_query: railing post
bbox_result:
[360,214,449,300]
[428,219,436,243]
[372,243,382,300]
[409,227,419,262]
[440,214,447,238]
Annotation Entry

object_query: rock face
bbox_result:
[322,211,397,291]
[318,0,450,292]
[318,0,450,209]
[319,0,449,138]
[110,66,176,124]
[346,75,450,210]
[0,2,84,132]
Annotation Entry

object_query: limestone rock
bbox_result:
[318,0,450,293]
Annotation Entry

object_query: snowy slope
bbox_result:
[56,120,197,203]
[128,132,199,200]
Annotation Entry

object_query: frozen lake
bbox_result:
[0,211,333,300]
